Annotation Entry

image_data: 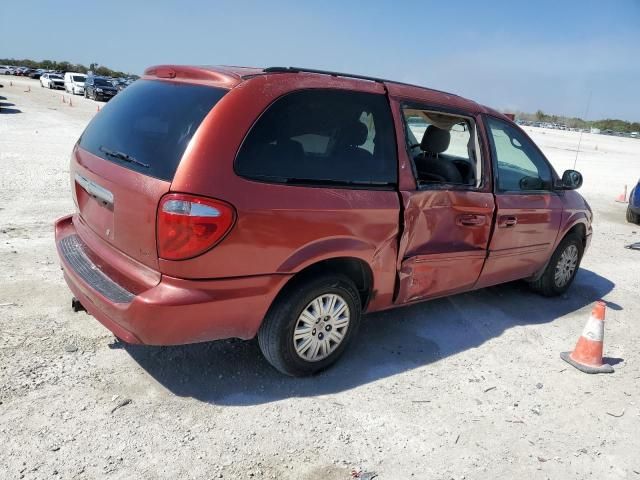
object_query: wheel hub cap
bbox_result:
[293,293,350,362]
[555,244,578,287]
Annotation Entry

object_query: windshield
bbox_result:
[79,80,227,181]
[50,75,62,79]
[73,75,85,82]
[93,78,111,86]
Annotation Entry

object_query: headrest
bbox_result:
[420,125,450,154]
[341,121,369,147]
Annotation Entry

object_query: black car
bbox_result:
[84,76,118,101]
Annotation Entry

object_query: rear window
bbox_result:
[79,80,226,181]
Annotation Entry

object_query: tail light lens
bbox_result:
[157,193,235,260]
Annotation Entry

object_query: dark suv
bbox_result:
[84,76,118,101]
[55,65,591,376]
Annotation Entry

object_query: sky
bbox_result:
[2,0,639,121]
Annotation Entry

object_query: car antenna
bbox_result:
[573,90,592,170]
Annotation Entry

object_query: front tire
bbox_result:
[626,206,640,224]
[258,274,361,376]
[529,234,583,296]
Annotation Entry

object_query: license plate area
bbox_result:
[75,173,115,242]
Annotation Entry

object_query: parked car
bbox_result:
[54,65,592,376]
[64,72,86,95]
[84,75,118,101]
[28,69,44,79]
[0,65,13,75]
[40,73,65,90]
[627,180,640,224]
[111,78,132,91]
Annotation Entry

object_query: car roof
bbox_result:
[142,64,507,118]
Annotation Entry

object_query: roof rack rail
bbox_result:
[263,66,387,83]
[262,66,460,98]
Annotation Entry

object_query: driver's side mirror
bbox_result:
[559,169,583,190]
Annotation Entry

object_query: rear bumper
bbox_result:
[55,214,290,345]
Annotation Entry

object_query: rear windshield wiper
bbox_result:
[99,146,149,168]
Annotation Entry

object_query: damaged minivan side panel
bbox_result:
[390,100,496,303]
[396,190,495,302]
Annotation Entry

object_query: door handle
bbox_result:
[498,215,518,228]
[456,214,486,227]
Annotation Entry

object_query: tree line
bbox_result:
[0,58,138,79]
[515,110,640,133]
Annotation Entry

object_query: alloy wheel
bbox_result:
[293,293,350,362]
[555,244,578,287]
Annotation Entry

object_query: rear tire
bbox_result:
[258,274,361,376]
[529,233,583,296]
[626,206,640,224]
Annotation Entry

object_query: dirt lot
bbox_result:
[1,76,639,479]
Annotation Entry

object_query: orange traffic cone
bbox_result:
[561,301,613,374]
[615,185,628,203]
[97,105,100,112]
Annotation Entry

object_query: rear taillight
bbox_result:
[157,193,235,260]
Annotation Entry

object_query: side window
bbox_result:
[486,116,552,192]
[402,107,482,187]
[236,89,397,186]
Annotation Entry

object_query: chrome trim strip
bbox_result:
[75,173,114,206]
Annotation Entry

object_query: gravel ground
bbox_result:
[1,76,639,480]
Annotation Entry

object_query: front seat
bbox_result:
[415,126,463,183]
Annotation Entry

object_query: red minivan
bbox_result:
[55,65,592,375]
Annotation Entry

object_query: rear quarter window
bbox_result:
[79,80,227,181]
[236,89,397,187]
